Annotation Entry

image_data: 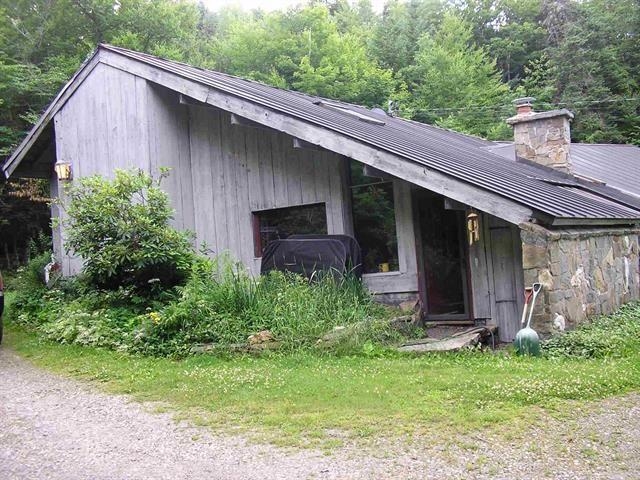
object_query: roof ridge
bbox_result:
[5,44,639,223]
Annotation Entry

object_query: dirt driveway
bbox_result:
[1,347,638,479]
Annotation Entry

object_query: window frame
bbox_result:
[252,202,328,258]
[348,160,400,274]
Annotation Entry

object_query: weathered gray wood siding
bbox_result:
[53,63,153,274]
[468,213,524,341]
[146,85,194,232]
[52,65,351,276]
[187,105,351,274]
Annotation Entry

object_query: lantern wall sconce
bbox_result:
[54,161,72,181]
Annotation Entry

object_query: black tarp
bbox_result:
[260,235,362,279]
[288,234,363,277]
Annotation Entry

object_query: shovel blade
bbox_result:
[514,327,541,356]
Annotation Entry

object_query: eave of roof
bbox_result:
[2,48,102,179]
[3,44,640,227]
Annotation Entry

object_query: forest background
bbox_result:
[1,0,639,266]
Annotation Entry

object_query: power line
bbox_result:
[408,96,640,114]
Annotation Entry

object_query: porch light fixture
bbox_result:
[467,211,480,246]
[54,161,72,181]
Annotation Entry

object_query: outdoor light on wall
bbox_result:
[467,211,480,246]
[54,161,72,181]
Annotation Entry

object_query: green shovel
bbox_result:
[514,282,542,356]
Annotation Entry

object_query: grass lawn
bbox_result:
[4,321,640,449]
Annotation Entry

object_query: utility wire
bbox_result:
[408,96,640,114]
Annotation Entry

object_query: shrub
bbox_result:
[10,253,402,357]
[135,256,395,355]
[5,251,52,324]
[62,169,194,294]
[543,304,640,359]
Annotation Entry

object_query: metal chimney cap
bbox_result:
[513,97,536,107]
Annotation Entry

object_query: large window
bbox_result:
[253,203,327,257]
[349,161,399,273]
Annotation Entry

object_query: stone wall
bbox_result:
[520,223,640,336]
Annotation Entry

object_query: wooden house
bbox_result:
[4,45,640,341]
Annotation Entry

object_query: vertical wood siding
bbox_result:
[468,213,524,342]
[52,63,522,318]
[187,106,349,274]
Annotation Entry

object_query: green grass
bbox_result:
[4,318,640,449]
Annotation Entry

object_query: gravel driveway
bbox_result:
[1,346,638,480]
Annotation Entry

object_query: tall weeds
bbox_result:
[10,254,397,356]
[146,256,387,353]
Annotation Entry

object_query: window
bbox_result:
[253,203,327,257]
[349,161,399,273]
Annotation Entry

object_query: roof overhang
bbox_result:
[96,48,536,226]
[4,44,640,229]
[1,49,102,179]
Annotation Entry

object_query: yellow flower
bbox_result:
[149,311,161,324]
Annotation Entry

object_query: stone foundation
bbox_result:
[372,292,420,310]
[520,223,640,336]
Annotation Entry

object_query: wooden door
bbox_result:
[488,218,524,341]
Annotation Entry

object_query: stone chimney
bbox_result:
[506,97,575,173]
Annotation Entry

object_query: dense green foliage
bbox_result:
[62,169,194,292]
[1,0,637,155]
[1,0,638,254]
[543,304,640,359]
[0,179,51,268]
[7,253,399,357]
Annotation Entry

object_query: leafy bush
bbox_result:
[543,304,640,359]
[5,251,52,324]
[62,169,194,293]
[10,253,401,357]
[135,256,396,355]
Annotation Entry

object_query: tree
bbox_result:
[0,179,51,268]
[403,13,511,139]
[212,5,394,106]
[370,0,445,73]
[457,0,547,86]
[529,0,640,143]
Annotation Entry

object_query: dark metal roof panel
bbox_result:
[570,144,640,198]
[487,143,640,202]
[27,45,640,221]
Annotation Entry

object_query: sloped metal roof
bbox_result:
[4,44,640,225]
[487,142,640,201]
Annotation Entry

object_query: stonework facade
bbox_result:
[507,109,574,173]
[520,223,640,336]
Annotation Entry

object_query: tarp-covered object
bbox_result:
[260,236,362,279]
[288,234,363,277]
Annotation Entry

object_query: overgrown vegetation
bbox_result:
[6,255,399,357]
[5,169,403,357]
[3,304,640,447]
[542,304,640,359]
[63,169,194,292]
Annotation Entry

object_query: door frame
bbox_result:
[412,188,474,323]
